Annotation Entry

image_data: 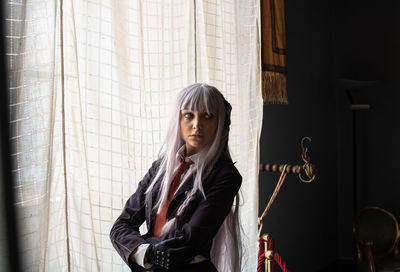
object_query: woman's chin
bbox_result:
[186,143,205,155]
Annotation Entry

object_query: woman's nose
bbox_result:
[192,116,201,129]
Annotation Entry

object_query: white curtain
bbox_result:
[5,0,262,271]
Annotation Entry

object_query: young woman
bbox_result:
[110,83,242,272]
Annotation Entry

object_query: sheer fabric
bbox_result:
[5,0,261,271]
[195,1,262,271]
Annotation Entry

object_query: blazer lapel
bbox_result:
[167,174,195,218]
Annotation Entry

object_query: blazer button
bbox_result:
[184,191,189,195]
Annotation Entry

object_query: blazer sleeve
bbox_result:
[172,164,242,256]
[110,160,159,270]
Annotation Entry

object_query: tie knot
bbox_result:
[178,157,193,174]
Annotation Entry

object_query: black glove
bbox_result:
[145,236,196,270]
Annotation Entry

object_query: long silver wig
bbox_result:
[144,83,242,272]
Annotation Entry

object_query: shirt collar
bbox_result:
[176,145,200,165]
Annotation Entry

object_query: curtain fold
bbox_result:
[5,0,261,271]
[6,0,62,270]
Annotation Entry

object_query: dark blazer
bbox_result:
[110,155,242,272]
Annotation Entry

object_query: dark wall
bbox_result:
[259,0,337,271]
[333,0,400,262]
[259,0,400,271]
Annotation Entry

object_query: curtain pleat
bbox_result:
[5,0,261,271]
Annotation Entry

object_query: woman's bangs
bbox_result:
[180,86,217,114]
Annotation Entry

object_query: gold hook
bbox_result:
[301,136,311,152]
[299,137,317,183]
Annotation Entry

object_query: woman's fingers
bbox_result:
[161,236,186,248]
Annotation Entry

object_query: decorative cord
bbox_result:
[257,166,291,272]
[257,137,316,271]
[257,235,291,272]
[258,165,288,236]
[273,251,291,272]
[267,235,291,272]
[257,238,266,272]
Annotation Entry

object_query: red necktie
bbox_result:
[153,158,193,237]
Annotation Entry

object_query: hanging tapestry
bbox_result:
[261,0,288,104]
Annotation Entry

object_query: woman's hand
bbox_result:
[145,236,196,270]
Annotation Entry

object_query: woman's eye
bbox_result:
[183,112,193,118]
[204,113,214,119]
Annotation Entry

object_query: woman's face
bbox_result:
[180,108,218,156]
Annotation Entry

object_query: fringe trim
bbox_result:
[262,71,288,104]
